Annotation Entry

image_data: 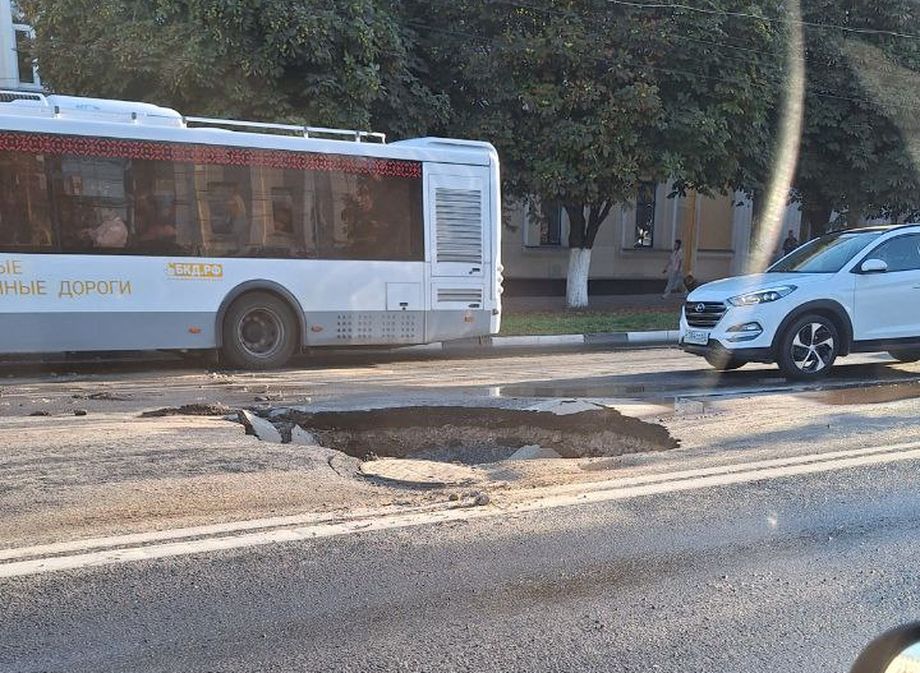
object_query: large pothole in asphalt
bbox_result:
[275,405,678,465]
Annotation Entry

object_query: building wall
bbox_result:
[502,184,762,289]
[0,0,41,91]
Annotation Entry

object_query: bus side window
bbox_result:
[130,159,191,255]
[55,156,129,251]
[318,169,423,262]
[0,151,53,251]
[244,165,312,259]
[192,165,252,257]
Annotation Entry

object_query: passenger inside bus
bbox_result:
[340,181,379,257]
[134,191,178,249]
[0,189,27,247]
[82,208,128,249]
[339,176,411,259]
[0,154,52,250]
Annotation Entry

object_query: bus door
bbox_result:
[424,163,492,340]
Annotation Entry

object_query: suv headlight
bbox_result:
[727,285,797,307]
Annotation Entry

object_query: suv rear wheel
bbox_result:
[777,314,840,381]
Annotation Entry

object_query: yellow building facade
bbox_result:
[502,182,803,294]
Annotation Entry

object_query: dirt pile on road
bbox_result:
[280,405,678,464]
[140,403,234,418]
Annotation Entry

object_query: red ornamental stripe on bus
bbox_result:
[0,131,422,179]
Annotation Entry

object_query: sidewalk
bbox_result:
[401,293,684,354]
[503,293,686,314]
[432,330,680,352]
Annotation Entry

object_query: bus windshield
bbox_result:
[768,230,884,273]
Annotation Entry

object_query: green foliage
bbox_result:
[20,0,920,239]
[410,0,785,247]
[20,0,448,136]
[796,0,920,232]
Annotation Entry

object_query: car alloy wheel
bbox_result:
[790,321,835,374]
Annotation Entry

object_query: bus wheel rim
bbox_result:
[237,308,284,358]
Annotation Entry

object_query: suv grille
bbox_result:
[685,301,727,328]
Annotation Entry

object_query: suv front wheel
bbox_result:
[777,314,840,381]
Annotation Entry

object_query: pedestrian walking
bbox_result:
[662,239,684,298]
[782,229,799,256]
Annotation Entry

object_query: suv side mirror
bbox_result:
[861,258,889,274]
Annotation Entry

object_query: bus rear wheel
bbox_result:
[221,292,299,370]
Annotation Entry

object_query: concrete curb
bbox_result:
[405,330,679,354]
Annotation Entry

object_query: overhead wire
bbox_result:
[605,0,920,41]
[406,16,916,115]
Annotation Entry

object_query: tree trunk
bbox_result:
[563,201,610,309]
[566,247,592,309]
[845,204,863,229]
[802,201,832,240]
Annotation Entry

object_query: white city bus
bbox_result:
[0,92,501,368]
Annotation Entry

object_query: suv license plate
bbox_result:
[684,329,709,346]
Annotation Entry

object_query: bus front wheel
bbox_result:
[221,292,299,370]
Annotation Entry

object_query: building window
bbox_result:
[13,25,39,87]
[634,181,657,248]
[524,200,563,247]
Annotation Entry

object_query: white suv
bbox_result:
[679,225,920,380]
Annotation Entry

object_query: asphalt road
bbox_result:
[1,345,917,409]
[2,346,920,673]
[2,452,917,672]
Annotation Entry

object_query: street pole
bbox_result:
[684,190,698,276]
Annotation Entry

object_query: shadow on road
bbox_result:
[0,348,916,403]
[497,360,920,400]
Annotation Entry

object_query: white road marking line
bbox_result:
[0,501,454,562]
[533,440,920,497]
[2,441,920,578]
[4,441,912,564]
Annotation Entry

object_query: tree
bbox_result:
[795,0,920,237]
[411,0,784,307]
[20,0,448,136]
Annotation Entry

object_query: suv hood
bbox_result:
[688,272,818,302]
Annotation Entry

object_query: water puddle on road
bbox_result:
[809,382,920,406]
[498,383,653,398]
[496,382,714,418]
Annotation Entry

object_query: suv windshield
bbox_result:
[768,230,885,273]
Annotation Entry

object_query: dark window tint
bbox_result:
[272,188,295,234]
[130,159,195,255]
[3,136,423,261]
[310,170,423,261]
[53,156,130,251]
[14,28,35,85]
[769,231,883,273]
[634,181,656,248]
[867,234,920,272]
[194,164,252,256]
[540,201,562,246]
[249,167,312,258]
[0,151,52,251]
